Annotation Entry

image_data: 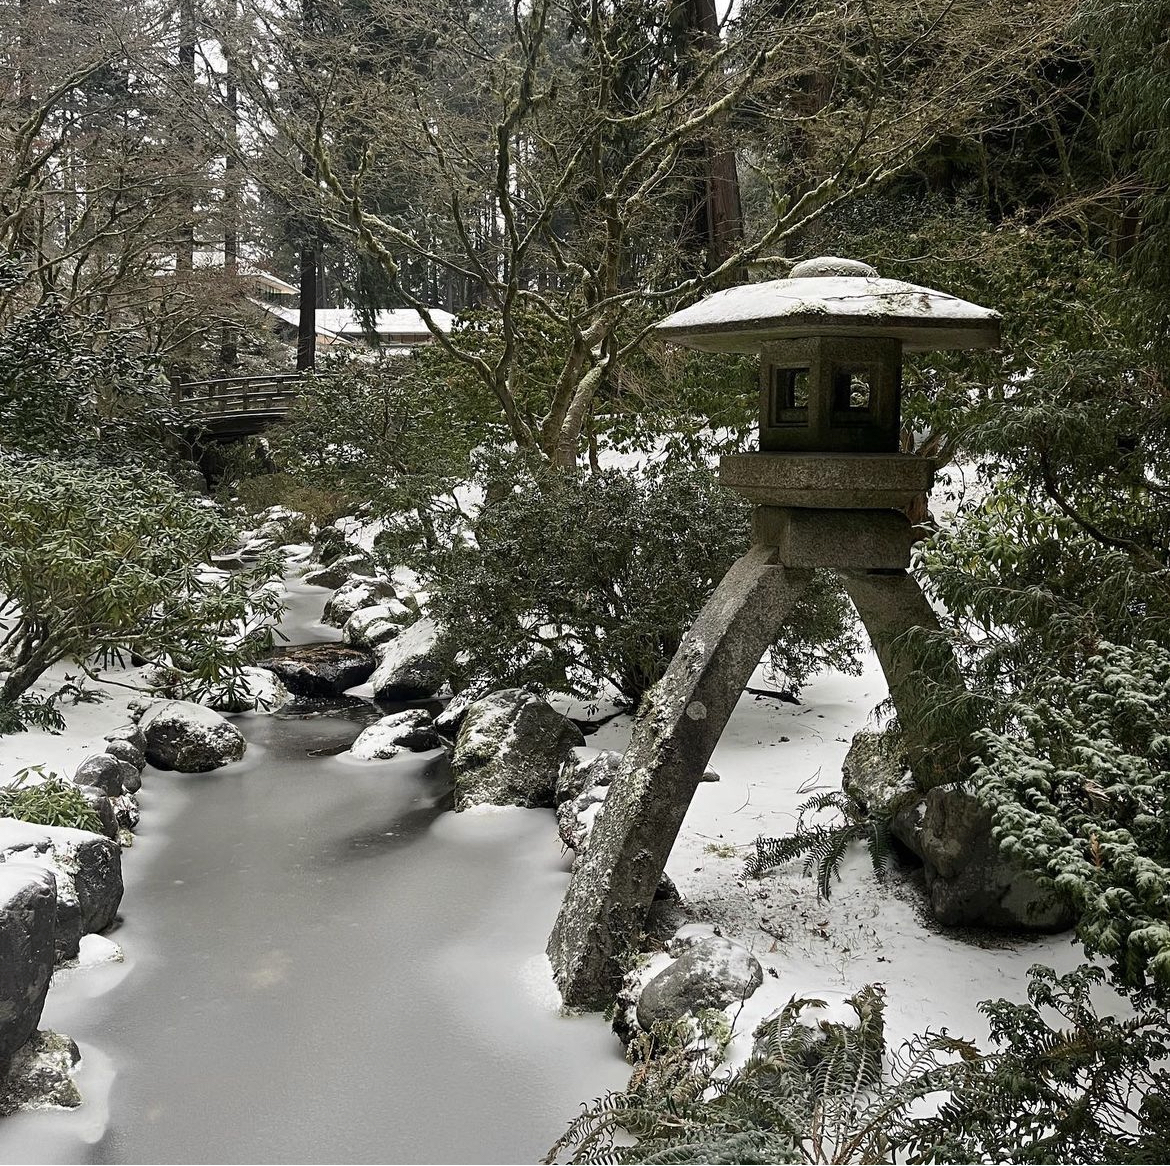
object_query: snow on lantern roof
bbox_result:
[654,256,1001,353]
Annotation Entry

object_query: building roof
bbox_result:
[258,303,456,343]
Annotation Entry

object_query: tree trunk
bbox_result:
[676,0,744,281]
[220,9,240,370]
[173,0,197,382]
[296,0,319,372]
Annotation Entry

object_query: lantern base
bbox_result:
[752,506,912,569]
[720,451,935,510]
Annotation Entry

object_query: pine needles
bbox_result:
[743,790,896,899]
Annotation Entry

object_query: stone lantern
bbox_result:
[548,259,1000,1010]
[656,254,1000,508]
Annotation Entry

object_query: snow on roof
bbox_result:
[256,302,455,341]
[655,257,1001,352]
[248,269,299,295]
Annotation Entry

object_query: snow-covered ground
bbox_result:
[560,651,1086,1065]
[2,566,1090,1154]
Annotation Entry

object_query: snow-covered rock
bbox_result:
[349,710,441,760]
[0,864,56,1067]
[370,618,446,701]
[72,753,125,798]
[555,749,623,853]
[139,700,246,772]
[198,667,290,714]
[341,604,404,650]
[0,1030,82,1117]
[452,687,585,812]
[323,577,399,627]
[303,551,377,590]
[75,788,119,840]
[109,793,140,833]
[635,937,763,1032]
[257,643,376,697]
[75,933,123,968]
[302,563,350,590]
[434,685,489,738]
[920,783,1072,931]
[104,723,146,753]
[556,747,623,807]
[104,739,146,772]
[0,820,123,960]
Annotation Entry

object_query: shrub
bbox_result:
[426,458,862,707]
[971,640,1170,998]
[0,453,284,710]
[0,694,66,735]
[264,353,483,515]
[233,473,351,530]
[0,768,104,832]
[551,966,1170,1165]
[907,964,1170,1164]
[0,297,178,464]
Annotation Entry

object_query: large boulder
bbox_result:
[323,577,399,627]
[842,729,1070,931]
[139,700,246,772]
[342,604,406,651]
[370,618,447,701]
[635,937,763,1032]
[349,710,441,760]
[920,783,1072,931]
[257,643,376,697]
[0,819,124,951]
[0,864,57,1068]
[451,687,585,812]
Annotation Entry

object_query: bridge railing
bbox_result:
[175,373,303,416]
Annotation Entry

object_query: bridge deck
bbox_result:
[176,373,303,439]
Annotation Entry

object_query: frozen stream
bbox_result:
[0,582,628,1164]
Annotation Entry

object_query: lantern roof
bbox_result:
[655,257,1001,353]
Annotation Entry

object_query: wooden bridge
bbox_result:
[175,373,304,441]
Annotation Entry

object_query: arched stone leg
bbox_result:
[548,545,813,1009]
[841,569,975,790]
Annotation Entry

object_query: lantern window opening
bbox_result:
[770,366,811,427]
[830,365,876,426]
